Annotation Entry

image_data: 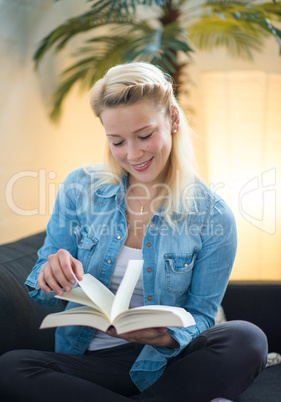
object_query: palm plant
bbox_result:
[34,0,281,121]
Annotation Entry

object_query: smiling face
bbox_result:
[101,100,177,188]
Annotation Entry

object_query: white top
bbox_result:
[87,245,143,351]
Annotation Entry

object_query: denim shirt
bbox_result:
[25,166,237,391]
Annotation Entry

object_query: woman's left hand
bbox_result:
[106,327,179,348]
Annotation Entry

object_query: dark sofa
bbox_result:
[0,232,281,401]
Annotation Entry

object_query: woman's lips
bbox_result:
[131,157,154,172]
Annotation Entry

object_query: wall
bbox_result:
[188,40,281,280]
[1,0,280,279]
[1,0,106,244]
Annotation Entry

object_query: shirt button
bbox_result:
[116,235,121,240]
[107,259,112,264]
[148,296,152,301]
[147,242,151,247]
[147,268,152,272]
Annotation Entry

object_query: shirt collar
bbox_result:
[95,174,127,205]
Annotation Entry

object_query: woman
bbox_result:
[0,62,267,402]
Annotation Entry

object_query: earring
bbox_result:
[173,128,177,134]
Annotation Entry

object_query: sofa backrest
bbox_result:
[222,282,281,354]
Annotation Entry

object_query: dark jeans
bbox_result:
[0,321,268,402]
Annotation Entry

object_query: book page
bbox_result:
[40,306,111,332]
[113,305,196,334]
[76,274,115,319]
[110,260,143,321]
[55,287,104,311]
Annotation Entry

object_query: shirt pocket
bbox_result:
[164,253,197,294]
[73,225,99,270]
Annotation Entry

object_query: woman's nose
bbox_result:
[127,143,144,161]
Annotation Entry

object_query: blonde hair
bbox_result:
[88,62,197,221]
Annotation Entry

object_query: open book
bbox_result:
[40,260,195,334]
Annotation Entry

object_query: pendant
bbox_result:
[140,205,144,215]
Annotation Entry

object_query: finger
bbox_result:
[38,262,66,296]
[128,328,166,338]
[37,251,84,296]
[47,251,74,294]
[43,258,67,296]
[55,249,84,290]
[56,250,79,287]
[106,327,118,337]
[115,328,159,343]
[155,327,168,335]
[118,328,170,345]
[71,257,84,282]
[37,264,53,294]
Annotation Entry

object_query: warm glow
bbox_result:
[0,1,106,244]
[201,71,281,280]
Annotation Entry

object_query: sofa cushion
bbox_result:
[0,232,65,355]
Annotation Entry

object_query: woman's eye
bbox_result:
[112,140,124,147]
[140,132,153,141]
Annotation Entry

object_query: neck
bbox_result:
[127,177,159,200]
[126,178,154,217]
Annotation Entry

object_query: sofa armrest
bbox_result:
[0,232,65,355]
[222,282,281,354]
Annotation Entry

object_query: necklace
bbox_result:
[129,186,151,215]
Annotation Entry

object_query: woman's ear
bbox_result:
[171,105,180,132]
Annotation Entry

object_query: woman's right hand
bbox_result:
[37,249,84,296]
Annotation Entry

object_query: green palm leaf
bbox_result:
[189,16,264,58]
[50,35,133,121]
[33,0,281,121]
[190,1,281,55]
[123,23,192,72]
[33,10,133,68]
[35,0,166,67]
